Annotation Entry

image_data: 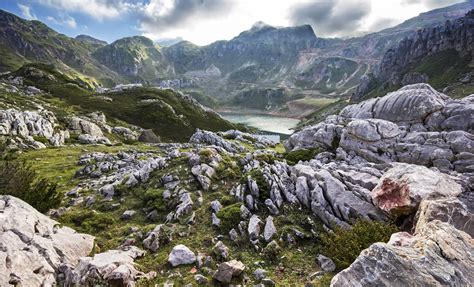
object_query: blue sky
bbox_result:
[1,0,142,43]
[0,0,468,45]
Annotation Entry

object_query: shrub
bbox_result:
[284,148,321,165]
[320,220,398,270]
[0,161,61,212]
[142,188,167,212]
[241,169,270,200]
[60,210,116,233]
[217,203,242,233]
[262,240,282,262]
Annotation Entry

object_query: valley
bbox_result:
[0,1,473,287]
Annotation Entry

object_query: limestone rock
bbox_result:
[372,163,462,217]
[59,246,146,286]
[0,196,94,286]
[212,241,229,261]
[316,254,336,272]
[331,220,474,287]
[264,216,277,242]
[415,197,473,237]
[190,129,243,153]
[213,260,246,283]
[168,244,196,267]
[248,214,263,241]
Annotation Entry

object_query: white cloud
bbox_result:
[33,0,469,45]
[47,14,77,28]
[18,4,37,20]
[37,0,139,20]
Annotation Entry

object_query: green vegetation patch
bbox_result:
[217,203,242,233]
[320,220,398,270]
[0,160,61,212]
[284,148,321,165]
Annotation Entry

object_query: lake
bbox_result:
[219,112,300,135]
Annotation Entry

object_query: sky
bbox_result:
[0,0,469,45]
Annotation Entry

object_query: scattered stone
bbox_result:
[121,210,136,220]
[213,260,246,283]
[194,274,208,284]
[168,245,196,267]
[316,254,336,272]
[248,214,263,241]
[254,268,267,281]
[264,216,277,242]
[212,241,229,261]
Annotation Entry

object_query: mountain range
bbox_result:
[0,1,473,116]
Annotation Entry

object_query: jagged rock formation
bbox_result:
[331,220,474,286]
[0,108,69,148]
[288,84,474,173]
[0,196,94,286]
[353,9,474,101]
[379,10,474,81]
[58,246,148,286]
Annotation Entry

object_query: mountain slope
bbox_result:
[4,63,238,142]
[0,10,123,86]
[353,9,473,101]
[92,36,170,83]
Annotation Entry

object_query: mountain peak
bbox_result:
[75,34,107,46]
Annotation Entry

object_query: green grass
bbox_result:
[6,63,238,142]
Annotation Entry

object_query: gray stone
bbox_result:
[331,221,474,287]
[316,254,336,272]
[248,215,262,241]
[264,216,277,242]
[213,260,246,283]
[372,163,462,217]
[0,196,94,286]
[59,246,145,286]
[168,245,196,267]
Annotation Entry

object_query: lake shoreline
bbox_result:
[216,108,302,120]
[218,111,300,135]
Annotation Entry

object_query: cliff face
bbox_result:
[379,10,474,80]
[353,10,474,101]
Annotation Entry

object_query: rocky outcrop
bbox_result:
[190,129,244,153]
[0,195,94,286]
[69,116,111,145]
[330,220,474,287]
[353,10,474,100]
[0,108,69,148]
[379,10,474,81]
[58,246,147,286]
[75,151,167,199]
[287,84,474,172]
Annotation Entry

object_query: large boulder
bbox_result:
[331,220,474,286]
[69,116,104,137]
[0,196,94,286]
[59,246,146,286]
[138,129,160,143]
[372,163,462,217]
